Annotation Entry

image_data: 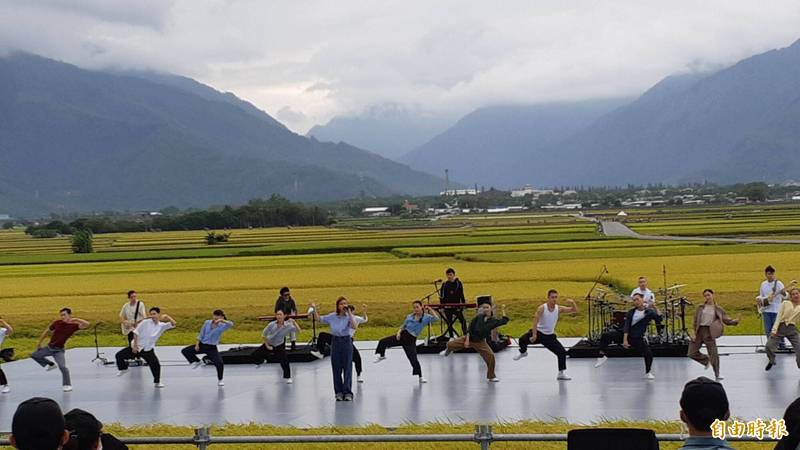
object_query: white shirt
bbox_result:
[134,320,174,351]
[537,304,559,335]
[120,301,146,334]
[631,309,646,327]
[761,280,786,314]
[0,327,7,348]
[631,287,656,307]
[349,315,367,338]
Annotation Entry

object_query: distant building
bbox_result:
[362,207,391,217]
[511,185,535,197]
[0,214,10,221]
[440,189,478,196]
[402,200,419,212]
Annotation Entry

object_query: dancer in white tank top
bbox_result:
[513,289,578,380]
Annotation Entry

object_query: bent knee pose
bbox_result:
[443,303,509,382]
[766,288,800,371]
[687,289,739,381]
[115,307,176,388]
[313,297,358,401]
[375,300,439,383]
[0,318,13,393]
[182,309,233,386]
[254,310,300,384]
[31,308,90,392]
[594,293,661,379]
[514,289,577,380]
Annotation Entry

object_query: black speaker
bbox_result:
[219,346,261,364]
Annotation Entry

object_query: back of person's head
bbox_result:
[64,409,102,450]
[11,397,67,450]
[774,397,800,450]
[680,377,730,433]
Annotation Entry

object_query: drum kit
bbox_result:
[585,267,692,345]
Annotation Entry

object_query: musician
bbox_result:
[253,310,300,384]
[313,297,358,401]
[631,276,656,308]
[594,293,660,379]
[115,307,176,388]
[181,309,234,386]
[442,303,509,382]
[766,288,800,371]
[513,289,577,381]
[759,265,787,350]
[439,268,467,337]
[274,287,298,350]
[374,300,439,384]
[687,289,739,381]
[119,290,146,346]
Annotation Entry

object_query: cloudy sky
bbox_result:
[1,0,799,133]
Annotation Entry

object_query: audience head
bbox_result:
[679,377,730,435]
[11,397,68,450]
[775,397,800,450]
[64,408,102,450]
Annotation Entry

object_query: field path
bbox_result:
[600,220,800,244]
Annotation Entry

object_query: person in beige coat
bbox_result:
[687,289,739,381]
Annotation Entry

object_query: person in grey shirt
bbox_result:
[253,310,301,384]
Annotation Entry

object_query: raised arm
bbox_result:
[71,317,91,330]
[0,319,13,337]
[361,304,368,322]
[559,299,578,314]
[162,314,177,327]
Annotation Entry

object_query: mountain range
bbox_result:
[0,54,443,216]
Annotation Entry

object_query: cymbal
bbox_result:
[666,284,687,290]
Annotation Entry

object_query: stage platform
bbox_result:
[0,335,793,430]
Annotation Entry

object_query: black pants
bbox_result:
[181,343,224,380]
[252,344,291,378]
[599,331,652,372]
[518,330,567,371]
[598,330,624,353]
[126,332,134,346]
[376,330,422,376]
[0,367,7,386]
[115,347,161,383]
[443,309,467,336]
[317,332,362,375]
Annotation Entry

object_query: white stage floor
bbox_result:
[0,336,794,430]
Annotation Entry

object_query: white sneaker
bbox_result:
[594,356,608,368]
[155,382,165,388]
[512,352,528,361]
[46,364,57,372]
[310,351,323,360]
[190,361,202,369]
[357,375,364,383]
[116,370,128,377]
[1,385,10,393]
[440,349,451,357]
[645,372,655,380]
[286,378,293,384]
[488,377,500,383]
[557,372,572,380]
[418,376,428,384]
[217,380,225,387]
[374,355,386,363]
[62,385,73,392]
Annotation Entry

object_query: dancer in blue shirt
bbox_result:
[374,301,439,383]
[181,309,234,386]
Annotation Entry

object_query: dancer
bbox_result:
[32,308,90,392]
[0,317,13,393]
[631,276,656,308]
[443,303,509,382]
[115,307,176,388]
[766,288,800,371]
[758,265,788,350]
[687,289,739,381]
[439,268,467,337]
[594,293,661,379]
[254,310,301,384]
[274,287,298,349]
[313,297,357,401]
[119,290,146,346]
[348,305,368,383]
[513,289,577,381]
[181,309,234,386]
[374,301,439,383]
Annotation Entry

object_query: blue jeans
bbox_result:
[330,335,353,395]
[763,312,786,348]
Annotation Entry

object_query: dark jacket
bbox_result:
[623,308,661,339]
[692,303,738,340]
[274,296,297,315]
[440,279,466,304]
[468,314,509,341]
